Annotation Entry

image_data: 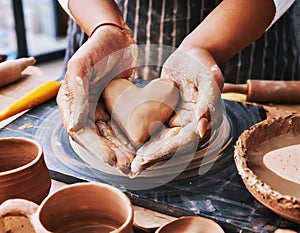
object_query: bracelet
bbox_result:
[89,23,125,38]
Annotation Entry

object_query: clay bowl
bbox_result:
[234,113,300,223]
[155,216,224,233]
[0,137,51,204]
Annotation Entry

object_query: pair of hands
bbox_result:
[57,25,224,176]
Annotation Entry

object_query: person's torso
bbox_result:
[64,0,300,83]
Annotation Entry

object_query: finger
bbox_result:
[132,127,181,174]
[72,76,92,131]
[132,124,200,175]
[96,120,135,172]
[71,122,135,174]
[168,108,193,127]
[107,121,135,152]
[95,119,134,170]
[196,101,223,138]
[207,104,223,131]
[197,118,209,138]
[197,101,223,138]
[209,64,224,90]
[71,126,117,167]
[168,101,195,128]
[56,80,76,132]
[196,74,223,133]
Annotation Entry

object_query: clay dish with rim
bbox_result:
[234,113,300,223]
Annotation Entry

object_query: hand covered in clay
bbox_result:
[131,48,224,175]
[57,25,139,173]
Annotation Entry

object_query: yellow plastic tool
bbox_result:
[0,80,62,122]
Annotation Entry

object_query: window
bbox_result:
[0,0,17,59]
[0,0,68,63]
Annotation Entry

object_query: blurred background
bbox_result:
[0,0,67,64]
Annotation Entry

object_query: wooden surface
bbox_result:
[0,75,54,111]
[0,73,56,129]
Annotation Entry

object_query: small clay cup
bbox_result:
[155,216,224,233]
[0,137,51,204]
[0,182,134,233]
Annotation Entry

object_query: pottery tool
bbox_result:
[0,57,36,87]
[0,80,62,122]
[222,80,300,104]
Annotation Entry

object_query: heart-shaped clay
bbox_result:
[103,78,179,148]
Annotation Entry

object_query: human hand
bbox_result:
[131,48,224,175]
[57,25,139,173]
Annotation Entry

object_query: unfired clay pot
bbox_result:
[0,137,51,204]
[234,113,300,223]
[0,182,134,233]
[155,216,224,233]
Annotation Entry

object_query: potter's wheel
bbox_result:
[35,105,232,190]
[69,112,232,179]
[34,98,268,192]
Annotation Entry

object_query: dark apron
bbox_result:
[63,0,300,83]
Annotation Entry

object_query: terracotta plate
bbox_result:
[234,113,300,223]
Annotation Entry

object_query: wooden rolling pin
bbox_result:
[222,80,300,104]
[0,57,36,87]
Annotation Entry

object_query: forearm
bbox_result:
[180,0,275,65]
[68,0,125,36]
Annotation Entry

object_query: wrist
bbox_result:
[68,0,125,35]
[88,23,135,48]
[89,23,125,38]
